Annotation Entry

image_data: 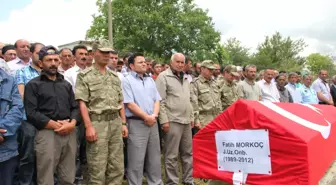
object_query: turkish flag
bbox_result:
[193,100,336,185]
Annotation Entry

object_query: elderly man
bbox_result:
[156,53,195,185]
[312,69,333,105]
[276,74,293,103]
[257,69,280,102]
[2,45,17,62]
[299,74,318,104]
[285,72,302,103]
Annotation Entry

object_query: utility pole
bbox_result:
[107,0,113,48]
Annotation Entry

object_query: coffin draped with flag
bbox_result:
[193,100,336,185]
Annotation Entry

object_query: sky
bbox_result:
[0,0,335,56]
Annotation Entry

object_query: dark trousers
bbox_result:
[0,156,18,185]
[15,120,36,185]
[75,124,86,182]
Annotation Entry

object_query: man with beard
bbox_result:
[24,46,79,185]
[7,39,32,76]
[184,57,193,82]
[237,65,262,101]
[191,62,201,78]
[145,58,154,75]
[14,43,44,185]
[213,63,221,80]
[75,40,128,185]
[64,45,88,184]
[58,48,73,75]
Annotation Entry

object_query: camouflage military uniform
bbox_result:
[75,66,124,185]
[208,65,242,185]
[219,79,239,110]
[190,60,222,128]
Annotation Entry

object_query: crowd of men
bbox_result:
[0,39,334,185]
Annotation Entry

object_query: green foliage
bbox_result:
[86,0,220,61]
[252,32,307,72]
[306,53,336,75]
[223,37,250,66]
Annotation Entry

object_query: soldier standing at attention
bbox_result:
[75,40,128,185]
[218,65,240,111]
[190,60,222,130]
[207,66,241,185]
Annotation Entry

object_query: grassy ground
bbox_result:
[81,154,206,185]
[121,154,206,185]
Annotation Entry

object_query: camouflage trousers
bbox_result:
[86,117,124,185]
[199,113,217,128]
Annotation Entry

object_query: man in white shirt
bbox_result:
[285,72,302,103]
[63,45,88,185]
[58,48,74,75]
[312,69,333,105]
[257,69,280,102]
[64,45,88,92]
[107,50,124,81]
[7,39,32,76]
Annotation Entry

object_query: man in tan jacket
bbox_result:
[156,53,195,185]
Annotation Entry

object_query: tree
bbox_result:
[223,37,250,66]
[86,0,221,60]
[253,32,307,71]
[306,53,336,75]
[190,42,230,64]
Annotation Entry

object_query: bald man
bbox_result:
[7,39,32,75]
[156,53,195,185]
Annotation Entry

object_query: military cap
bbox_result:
[224,65,239,77]
[201,60,216,70]
[92,39,114,52]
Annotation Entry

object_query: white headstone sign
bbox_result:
[215,129,271,175]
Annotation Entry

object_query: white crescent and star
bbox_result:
[259,102,331,139]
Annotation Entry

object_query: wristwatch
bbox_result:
[122,122,127,126]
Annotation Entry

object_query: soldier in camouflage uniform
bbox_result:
[190,60,222,129]
[208,66,243,185]
[218,65,240,111]
[75,40,128,185]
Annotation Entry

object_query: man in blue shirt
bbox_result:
[299,74,319,104]
[122,53,163,185]
[0,68,24,185]
[14,42,44,185]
